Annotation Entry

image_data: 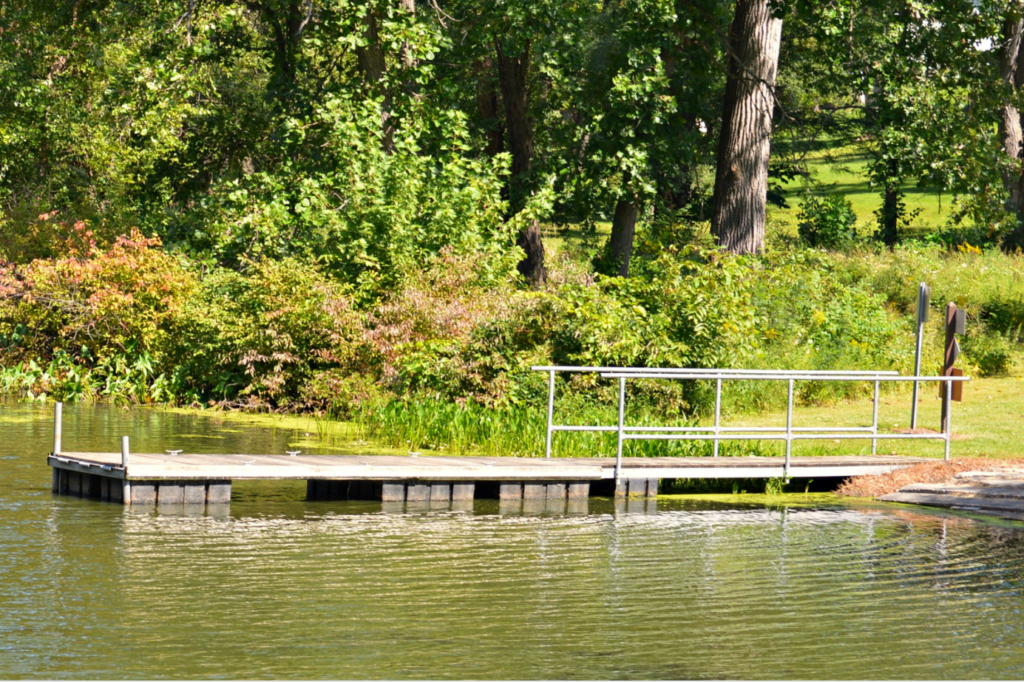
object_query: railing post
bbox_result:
[615,377,626,484]
[943,378,952,461]
[713,378,722,458]
[53,401,63,455]
[545,370,555,458]
[871,380,880,455]
[784,379,794,479]
[911,282,929,429]
[121,436,132,505]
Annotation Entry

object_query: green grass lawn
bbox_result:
[543,142,951,253]
[711,376,1024,460]
[769,145,950,239]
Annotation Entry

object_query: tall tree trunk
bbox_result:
[495,39,545,286]
[356,9,393,151]
[880,183,899,247]
[607,198,640,277]
[710,0,783,255]
[476,57,503,158]
[1000,11,1024,219]
[398,0,416,68]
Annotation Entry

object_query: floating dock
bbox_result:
[48,451,930,506]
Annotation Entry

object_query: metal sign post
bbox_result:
[910,283,930,429]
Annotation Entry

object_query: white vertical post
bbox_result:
[121,436,132,506]
[615,377,626,484]
[53,402,63,455]
[943,379,952,461]
[911,283,929,429]
[871,380,880,455]
[545,370,555,458]
[784,379,794,479]
[713,378,722,458]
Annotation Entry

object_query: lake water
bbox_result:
[3,401,1024,679]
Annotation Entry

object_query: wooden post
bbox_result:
[940,302,964,433]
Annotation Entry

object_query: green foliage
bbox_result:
[0,227,195,365]
[170,257,364,407]
[797,194,858,248]
[555,248,761,369]
[961,332,1014,377]
[184,96,511,295]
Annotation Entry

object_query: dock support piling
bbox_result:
[53,402,62,456]
[406,483,431,502]
[382,482,406,502]
[523,482,547,500]
[567,482,589,499]
[499,483,522,501]
[430,483,451,503]
[158,482,185,505]
[207,482,232,504]
[131,482,157,505]
[451,483,474,501]
[183,483,207,505]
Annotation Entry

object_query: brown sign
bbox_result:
[939,367,963,402]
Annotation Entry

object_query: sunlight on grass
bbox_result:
[770,145,949,238]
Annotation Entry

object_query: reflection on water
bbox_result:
[3,402,1024,679]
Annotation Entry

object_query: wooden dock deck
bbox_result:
[49,452,930,506]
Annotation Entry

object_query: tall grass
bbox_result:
[352,397,777,458]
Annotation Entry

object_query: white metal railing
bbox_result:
[531,366,970,481]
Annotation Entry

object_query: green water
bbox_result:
[4,402,1024,679]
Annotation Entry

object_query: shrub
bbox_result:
[798,194,858,248]
[962,331,1014,377]
[169,258,363,407]
[0,226,195,365]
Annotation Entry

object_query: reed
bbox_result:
[351,397,774,458]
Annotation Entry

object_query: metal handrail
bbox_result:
[533,366,967,481]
